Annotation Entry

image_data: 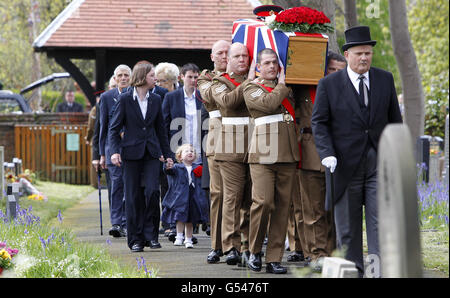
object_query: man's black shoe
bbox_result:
[207,249,223,264]
[225,248,241,265]
[168,231,177,242]
[109,225,122,238]
[205,225,211,236]
[119,227,127,237]
[247,253,262,272]
[202,223,208,232]
[131,243,144,252]
[145,240,161,249]
[266,262,287,274]
[192,236,198,244]
[287,250,305,262]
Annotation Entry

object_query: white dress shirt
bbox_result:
[347,66,370,94]
[183,87,201,162]
[133,87,149,119]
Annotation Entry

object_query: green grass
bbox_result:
[20,181,94,224]
[0,181,153,278]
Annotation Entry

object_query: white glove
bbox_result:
[321,156,337,173]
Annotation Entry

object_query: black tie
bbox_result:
[358,74,368,107]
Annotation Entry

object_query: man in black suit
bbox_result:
[311,26,403,277]
[99,64,131,238]
[108,62,173,252]
[56,90,84,112]
[162,63,203,159]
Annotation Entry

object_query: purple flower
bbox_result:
[57,210,63,223]
[39,236,47,249]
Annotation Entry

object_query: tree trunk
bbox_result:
[343,0,358,29]
[28,0,42,112]
[388,0,424,143]
[272,0,302,9]
[305,0,339,53]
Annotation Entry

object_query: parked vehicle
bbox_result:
[0,72,70,114]
[0,90,32,114]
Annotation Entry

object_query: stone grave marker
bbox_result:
[6,183,17,221]
[321,257,358,278]
[444,114,449,185]
[429,137,443,184]
[416,135,431,182]
[377,124,422,278]
[0,146,4,200]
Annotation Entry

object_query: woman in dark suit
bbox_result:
[109,62,173,252]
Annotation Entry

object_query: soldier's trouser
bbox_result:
[287,194,304,253]
[249,163,296,263]
[208,157,223,251]
[219,161,251,253]
[299,169,333,259]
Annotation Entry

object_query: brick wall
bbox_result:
[0,113,88,163]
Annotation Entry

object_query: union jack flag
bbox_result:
[232,19,328,72]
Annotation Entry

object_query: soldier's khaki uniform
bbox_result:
[243,78,300,263]
[197,69,223,251]
[295,85,335,260]
[211,72,252,254]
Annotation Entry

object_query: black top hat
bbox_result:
[253,5,284,18]
[342,26,377,52]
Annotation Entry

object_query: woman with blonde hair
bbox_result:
[155,62,180,92]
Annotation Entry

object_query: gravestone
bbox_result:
[12,157,22,176]
[6,195,17,221]
[443,114,449,185]
[377,124,422,278]
[0,146,4,199]
[6,183,16,221]
[321,257,358,278]
[429,137,443,184]
[416,135,431,182]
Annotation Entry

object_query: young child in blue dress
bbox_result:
[161,144,209,248]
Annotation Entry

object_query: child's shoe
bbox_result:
[174,236,184,246]
[185,239,194,249]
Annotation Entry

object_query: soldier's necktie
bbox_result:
[358,74,369,107]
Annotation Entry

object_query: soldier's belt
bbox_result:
[222,116,250,125]
[209,110,222,118]
[254,113,293,126]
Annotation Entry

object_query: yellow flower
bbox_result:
[428,215,433,219]
[0,249,12,260]
[28,194,37,200]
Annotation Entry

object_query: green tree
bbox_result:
[0,0,94,111]
[408,0,449,138]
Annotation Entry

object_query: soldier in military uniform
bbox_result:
[210,42,252,266]
[296,51,346,270]
[197,39,230,264]
[243,48,300,274]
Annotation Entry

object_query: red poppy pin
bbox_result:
[193,165,203,177]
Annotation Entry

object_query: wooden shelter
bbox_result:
[33,0,260,106]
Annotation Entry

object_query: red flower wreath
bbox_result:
[268,6,334,34]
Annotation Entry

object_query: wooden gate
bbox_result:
[14,124,91,184]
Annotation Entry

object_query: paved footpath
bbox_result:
[59,189,446,278]
[59,189,310,278]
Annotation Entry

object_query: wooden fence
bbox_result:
[14,124,91,184]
